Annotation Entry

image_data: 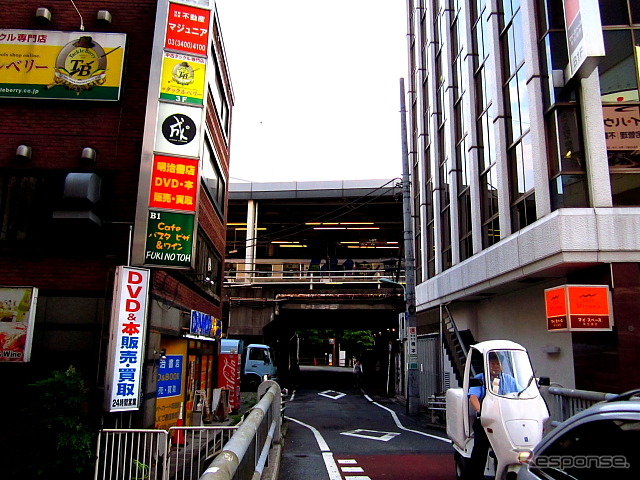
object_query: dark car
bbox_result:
[517,389,640,480]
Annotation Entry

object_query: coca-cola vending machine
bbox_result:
[218,339,242,411]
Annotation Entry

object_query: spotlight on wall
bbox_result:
[96,10,112,25]
[81,147,97,163]
[16,145,32,160]
[35,7,52,23]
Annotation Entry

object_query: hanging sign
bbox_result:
[105,266,150,412]
[545,285,613,332]
[562,0,605,80]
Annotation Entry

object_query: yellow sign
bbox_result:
[159,52,206,105]
[0,30,126,100]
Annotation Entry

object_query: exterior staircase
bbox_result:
[441,305,476,384]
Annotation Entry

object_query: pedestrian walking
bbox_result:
[353,359,363,388]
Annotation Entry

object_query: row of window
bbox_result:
[409,0,640,283]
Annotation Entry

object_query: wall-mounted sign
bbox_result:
[165,2,210,56]
[190,310,222,338]
[0,30,126,101]
[149,154,199,212]
[155,102,202,157]
[145,209,194,267]
[160,52,206,105]
[105,266,150,412]
[562,0,604,80]
[0,287,38,362]
[157,354,183,398]
[545,285,613,332]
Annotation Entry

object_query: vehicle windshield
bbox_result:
[485,349,537,399]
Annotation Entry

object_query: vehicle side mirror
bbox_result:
[469,377,482,387]
[538,376,550,387]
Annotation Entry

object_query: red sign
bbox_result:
[149,154,199,212]
[165,3,210,56]
[218,354,241,411]
[544,285,613,332]
[544,286,568,331]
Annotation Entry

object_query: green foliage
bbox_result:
[18,366,96,479]
[298,328,374,359]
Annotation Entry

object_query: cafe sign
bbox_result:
[544,285,613,332]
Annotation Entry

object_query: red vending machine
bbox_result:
[218,339,242,411]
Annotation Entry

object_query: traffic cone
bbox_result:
[172,402,185,446]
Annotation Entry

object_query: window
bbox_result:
[201,138,226,216]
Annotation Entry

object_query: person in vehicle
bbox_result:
[467,352,520,479]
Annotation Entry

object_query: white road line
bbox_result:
[338,459,358,464]
[285,416,342,480]
[370,401,452,443]
[341,466,365,473]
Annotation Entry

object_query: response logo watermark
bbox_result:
[532,455,630,469]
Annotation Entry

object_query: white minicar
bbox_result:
[446,340,550,480]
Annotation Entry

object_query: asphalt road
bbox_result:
[279,366,456,480]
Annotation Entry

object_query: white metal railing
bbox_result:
[224,268,405,285]
[543,386,619,428]
[94,426,238,480]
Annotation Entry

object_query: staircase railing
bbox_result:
[440,304,470,384]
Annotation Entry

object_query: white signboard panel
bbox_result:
[154,102,202,158]
[105,266,150,412]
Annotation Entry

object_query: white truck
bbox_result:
[446,340,550,480]
[220,339,277,391]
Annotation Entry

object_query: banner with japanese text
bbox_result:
[105,266,150,412]
[0,30,126,100]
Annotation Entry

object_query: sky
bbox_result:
[215,1,408,184]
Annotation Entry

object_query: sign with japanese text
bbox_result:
[157,355,183,398]
[545,286,569,331]
[545,285,613,332]
[160,51,206,105]
[0,286,37,362]
[149,154,199,212]
[562,0,604,80]
[0,30,126,101]
[145,210,194,267]
[603,105,640,153]
[165,2,210,56]
[105,266,150,412]
[155,102,202,158]
[155,338,186,429]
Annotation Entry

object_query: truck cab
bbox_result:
[220,339,277,391]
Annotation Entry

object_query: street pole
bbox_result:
[399,78,420,415]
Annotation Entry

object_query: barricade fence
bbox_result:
[94,381,282,480]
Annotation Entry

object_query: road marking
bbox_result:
[338,459,357,464]
[319,390,346,400]
[344,477,371,480]
[285,416,342,480]
[370,401,452,443]
[341,466,365,473]
[341,429,400,442]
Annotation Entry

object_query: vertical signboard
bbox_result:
[0,287,38,362]
[218,352,241,411]
[544,286,569,332]
[132,0,213,269]
[105,266,150,412]
[155,338,187,430]
[562,0,605,80]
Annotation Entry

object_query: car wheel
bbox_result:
[454,451,467,480]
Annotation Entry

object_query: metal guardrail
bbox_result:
[200,380,282,480]
[543,386,619,428]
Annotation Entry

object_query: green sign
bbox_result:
[144,210,194,268]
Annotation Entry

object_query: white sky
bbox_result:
[215,1,408,184]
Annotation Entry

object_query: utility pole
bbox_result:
[399,78,420,415]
